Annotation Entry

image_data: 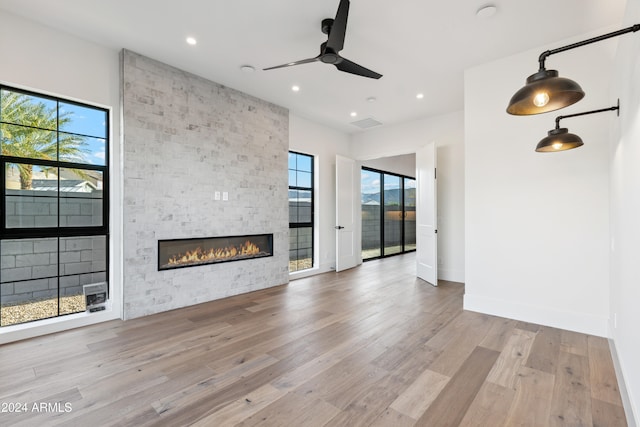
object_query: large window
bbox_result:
[288,151,313,272]
[361,167,415,260]
[0,86,109,327]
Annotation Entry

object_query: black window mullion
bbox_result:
[57,163,60,229]
[0,155,107,172]
[400,178,404,253]
[57,237,60,317]
[380,173,385,257]
[56,100,60,162]
[1,159,5,239]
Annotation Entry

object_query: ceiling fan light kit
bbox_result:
[263,0,382,79]
[506,24,639,152]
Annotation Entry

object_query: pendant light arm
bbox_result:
[554,104,620,130]
[538,24,640,71]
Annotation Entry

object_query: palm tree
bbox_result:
[1,90,89,189]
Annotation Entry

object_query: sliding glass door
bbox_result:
[361,170,382,259]
[404,177,416,251]
[361,168,416,260]
[383,174,402,256]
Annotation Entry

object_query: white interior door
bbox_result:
[335,155,359,272]
[416,143,438,286]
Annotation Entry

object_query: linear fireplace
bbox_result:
[158,234,273,271]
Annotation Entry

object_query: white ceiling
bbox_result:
[0,0,627,133]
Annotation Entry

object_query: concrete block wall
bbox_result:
[5,190,103,227]
[122,50,289,319]
[289,227,312,260]
[361,205,416,250]
[0,236,106,304]
[362,205,382,250]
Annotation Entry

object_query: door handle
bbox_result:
[335,226,345,230]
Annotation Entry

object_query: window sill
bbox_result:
[289,264,335,280]
[0,302,121,344]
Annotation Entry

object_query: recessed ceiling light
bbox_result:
[350,112,358,117]
[476,5,497,18]
[291,85,300,92]
[186,37,197,46]
[416,93,425,99]
[240,65,255,73]
[367,97,377,103]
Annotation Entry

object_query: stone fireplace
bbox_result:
[158,234,273,271]
[122,50,288,320]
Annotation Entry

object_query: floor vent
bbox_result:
[350,117,382,129]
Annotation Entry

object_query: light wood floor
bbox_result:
[0,254,627,426]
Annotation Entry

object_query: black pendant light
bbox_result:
[507,24,640,116]
[535,103,619,153]
[536,128,583,152]
[507,70,584,116]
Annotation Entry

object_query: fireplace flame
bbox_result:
[167,240,263,267]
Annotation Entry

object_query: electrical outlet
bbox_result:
[214,191,220,200]
[223,191,228,201]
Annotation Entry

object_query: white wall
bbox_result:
[350,111,465,282]
[363,153,416,178]
[609,2,640,423]
[464,28,618,337]
[289,114,351,277]
[0,12,122,343]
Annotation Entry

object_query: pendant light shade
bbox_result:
[507,69,585,115]
[534,102,619,153]
[535,128,583,152]
[506,25,639,116]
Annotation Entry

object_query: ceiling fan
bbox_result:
[263,0,382,79]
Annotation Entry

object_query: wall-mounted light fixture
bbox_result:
[507,24,640,115]
[535,101,619,152]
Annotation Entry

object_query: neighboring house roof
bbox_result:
[31,179,98,193]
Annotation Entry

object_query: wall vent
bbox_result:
[350,117,382,129]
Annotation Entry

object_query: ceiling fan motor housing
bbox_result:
[321,18,334,35]
[319,42,341,64]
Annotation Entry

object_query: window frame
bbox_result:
[1,85,109,238]
[0,84,110,327]
[288,151,314,273]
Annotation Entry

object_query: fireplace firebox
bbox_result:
[158,234,273,271]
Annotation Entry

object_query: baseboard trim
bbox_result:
[609,338,638,427]
[289,262,335,280]
[463,293,608,337]
[438,267,464,283]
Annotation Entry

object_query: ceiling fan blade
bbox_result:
[263,56,319,71]
[335,58,382,79]
[326,0,349,52]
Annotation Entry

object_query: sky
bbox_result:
[1,89,107,166]
[362,170,415,195]
[59,102,107,165]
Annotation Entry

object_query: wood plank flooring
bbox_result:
[0,254,627,426]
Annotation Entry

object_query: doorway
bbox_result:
[361,167,416,260]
